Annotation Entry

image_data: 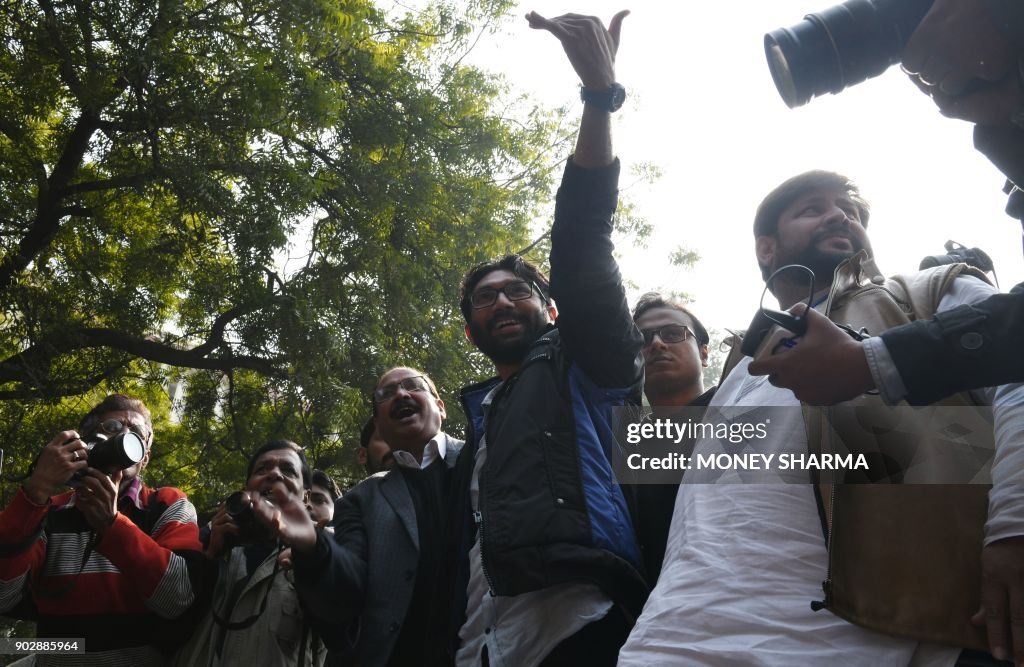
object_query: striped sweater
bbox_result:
[0,481,202,663]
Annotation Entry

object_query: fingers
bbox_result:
[747,355,780,377]
[525,11,570,40]
[1011,586,1024,667]
[980,579,1011,661]
[607,9,630,51]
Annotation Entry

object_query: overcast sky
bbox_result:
[464,1,1024,341]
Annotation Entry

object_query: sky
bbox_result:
[463,1,1024,346]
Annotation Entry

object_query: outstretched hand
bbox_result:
[525,10,628,90]
[247,490,317,554]
[747,305,874,406]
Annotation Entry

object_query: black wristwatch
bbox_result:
[580,82,626,113]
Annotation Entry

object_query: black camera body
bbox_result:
[920,240,995,273]
[765,0,934,107]
[71,431,146,480]
[223,491,274,546]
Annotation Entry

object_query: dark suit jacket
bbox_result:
[294,433,463,667]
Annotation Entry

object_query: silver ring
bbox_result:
[72,450,79,461]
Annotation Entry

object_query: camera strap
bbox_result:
[211,543,283,631]
[32,529,98,599]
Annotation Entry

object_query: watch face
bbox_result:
[581,83,626,112]
[609,84,626,111]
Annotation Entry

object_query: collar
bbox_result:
[393,433,448,470]
[118,476,144,510]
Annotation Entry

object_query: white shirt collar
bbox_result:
[392,433,447,470]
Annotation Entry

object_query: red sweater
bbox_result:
[0,482,202,652]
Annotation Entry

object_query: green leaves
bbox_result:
[1,0,564,507]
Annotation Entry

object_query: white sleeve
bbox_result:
[935,277,1024,543]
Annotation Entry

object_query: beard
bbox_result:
[776,233,867,285]
[468,307,552,366]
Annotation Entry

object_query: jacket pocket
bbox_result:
[538,427,582,511]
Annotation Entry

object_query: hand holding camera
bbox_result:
[205,488,317,559]
[22,431,89,505]
[747,305,876,405]
[903,0,1015,96]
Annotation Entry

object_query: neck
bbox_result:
[494,362,519,381]
[773,279,834,310]
[647,384,704,417]
[395,440,429,463]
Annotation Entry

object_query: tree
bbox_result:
[0,0,572,508]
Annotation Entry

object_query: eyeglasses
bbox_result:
[374,375,433,404]
[639,324,696,347]
[760,264,815,335]
[470,280,538,309]
[97,418,150,442]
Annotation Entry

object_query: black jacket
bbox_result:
[447,158,649,650]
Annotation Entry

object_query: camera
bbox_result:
[764,0,934,108]
[72,431,146,480]
[920,240,995,273]
[223,491,274,546]
[742,309,808,358]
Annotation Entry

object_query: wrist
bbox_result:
[21,480,52,506]
[93,510,119,536]
[580,82,626,113]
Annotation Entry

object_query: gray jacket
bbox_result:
[294,433,463,667]
[174,547,325,667]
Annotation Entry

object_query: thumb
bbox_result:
[788,302,810,318]
[608,10,630,51]
[748,354,779,377]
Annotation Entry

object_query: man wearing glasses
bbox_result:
[0,394,202,665]
[632,292,713,416]
[629,292,714,583]
[449,10,646,667]
[286,366,463,667]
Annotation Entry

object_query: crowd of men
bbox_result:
[3,0,1024,665]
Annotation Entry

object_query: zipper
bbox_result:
[811,480,836,612]
[473,511,496,595]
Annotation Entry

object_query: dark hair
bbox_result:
[359,416,375,449]
[79,394,153,445]
[632,292,710,346]
[753,170,870,239]
[311,469,341,502]
[371,367,440,417]
[246,439,311,489]
[459,254,551,323]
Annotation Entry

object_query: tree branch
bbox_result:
[63,172,159,196]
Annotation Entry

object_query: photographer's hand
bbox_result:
[74,469,122,534]
[920,75,1024,130]
[205,505,239,560]
[23,431,89,505]
[903,0,1015,96]
[747,305,874,406]
[972,536,1024,665]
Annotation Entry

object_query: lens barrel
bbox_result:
[765,0,934,108]
[85,432,146,476]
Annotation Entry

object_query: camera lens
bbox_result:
[765,0,934,108]
[84,432,146,476]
